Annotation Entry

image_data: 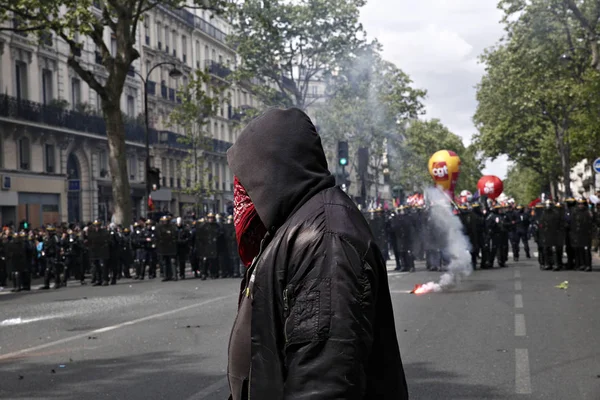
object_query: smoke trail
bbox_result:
[415,187,473,293]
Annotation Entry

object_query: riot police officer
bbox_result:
[486,205,508,268]
[41,225,62,289]
[194,213,221,280]
[391,206,415,272]
[86,220,111,286]
[156,215,177,281]
[175,217,191,280]
[143,219,158,279]
[223,215,241,278]
[570,199,594,272]
[120,227,133,279]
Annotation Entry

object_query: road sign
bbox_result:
[594,158,600,173]
[68,179,80,191]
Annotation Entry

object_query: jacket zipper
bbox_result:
[283,288,290,343]
[247,228,275,400]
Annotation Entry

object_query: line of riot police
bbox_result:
[0,212,243,292]
[529,198,598,272]
[362,197,598,273]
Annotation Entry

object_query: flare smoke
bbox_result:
[416,188,473,293]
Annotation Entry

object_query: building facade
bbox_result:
[0,5,261,227]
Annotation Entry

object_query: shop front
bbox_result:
[18,192,62,228]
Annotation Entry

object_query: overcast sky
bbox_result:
[360,0,509,179]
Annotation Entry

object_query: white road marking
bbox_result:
[515,281,522,291]
[515,348,532,394]
[514,270,521,279]
[515,314,527,336]
[0,315,63,327]
[515,294,523,309]
[185,377,230,400]
[0,294,235,361]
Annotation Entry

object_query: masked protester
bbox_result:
[226,108,408,400]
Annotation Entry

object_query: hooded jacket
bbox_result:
[227,107,409,400]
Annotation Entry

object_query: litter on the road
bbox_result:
[59,365,66,368]
[555,281,569,290]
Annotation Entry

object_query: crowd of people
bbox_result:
[2,196,598,293]
[366,197,600,272]
[0,213,241,292]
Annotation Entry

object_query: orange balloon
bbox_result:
[428,150,461,194]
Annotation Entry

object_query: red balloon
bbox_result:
[477,175,503,200]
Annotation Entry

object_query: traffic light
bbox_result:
[338,141,348,166]
[147,167,161,191]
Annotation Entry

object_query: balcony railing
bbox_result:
[0,94,146,143]
[147,80,156,96]
[156,5,227,45]
[205,60,231,80]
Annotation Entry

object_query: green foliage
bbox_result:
[169,70,227,201]
[396,119,483,194]
[228,0,367,109]
[474,0,600,197]
[503,164,547,204]
[315,45,427,196]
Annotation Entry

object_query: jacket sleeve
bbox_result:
[282,234,377,399]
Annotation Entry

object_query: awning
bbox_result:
[151,188,172,201]
[0,191,18,206]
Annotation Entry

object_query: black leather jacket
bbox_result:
[227,108,408,400]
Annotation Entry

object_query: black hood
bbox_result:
[227,108,335,229]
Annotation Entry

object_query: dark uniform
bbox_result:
[63,229,85,285]
[8,232,28,292]
[485,206,508,268]
[570,199,594,272]
[42,226,62,289]
[156,216,177,281]
[531,204,545,268]
[142,220,158,279]
[86,221,111,286]
[367,209,388,261]
[390,207,415,272]
[194,214,221,280]
[223,216,241,278]
[175,220,191,279]
[120,228,133,279]
[465,204,485,270]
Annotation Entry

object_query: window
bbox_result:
[214,122,218,139]
[127,95,135,116]
[182,36,187,63]
[212,48,216,61]
[156,22,162,49]
[18,137,31,170]
[172,31,177,56]
[99,150,108,177]
[205,45,209,62]
[41,68,53,105]
[15,61,28,100]
[45,144,55,173]
[71,78,81,110]
[164,27,170,52]
[97,92,103,112]
[195,40,200,67]
[169,159,174,186]
[144,19,150,45]
[110,36,117,56]
[128,156,137,180]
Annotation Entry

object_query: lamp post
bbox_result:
[133,62,183,216]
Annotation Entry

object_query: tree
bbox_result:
[315,46,426,204]
[228,0,367,109]
[0,0,227,225]
[396,119,483,194]
[503,164,547,204]
[474,0,600,197]
[169,70,227,214]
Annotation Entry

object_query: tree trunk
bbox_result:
[104,103,132,227]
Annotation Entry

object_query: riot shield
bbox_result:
[195,223,220,259]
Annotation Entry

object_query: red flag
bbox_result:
[148,195,155,211]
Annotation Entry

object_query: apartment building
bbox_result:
[0,5,261,226]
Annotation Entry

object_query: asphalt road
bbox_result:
[1,248,599,400]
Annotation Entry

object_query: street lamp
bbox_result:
[133,61,183,215]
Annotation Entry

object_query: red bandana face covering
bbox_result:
[233,176,267,267]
